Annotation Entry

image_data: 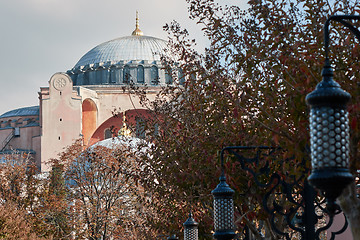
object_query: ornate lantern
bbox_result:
[306,59,353,212]
[183,212,199,240]
[211,173,236,240]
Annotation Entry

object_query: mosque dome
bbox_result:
[0,106,39,130]
[74,35,168,68]
[0,106,39,119]
[67,13,173,87]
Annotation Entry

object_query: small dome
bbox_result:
[74,35,168,68]
[0,106,39,119]
[93,136,148,150]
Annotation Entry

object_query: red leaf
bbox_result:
[233,107,238,118]
[351,117,357,130]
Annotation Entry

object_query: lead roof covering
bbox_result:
[74,35,168,68]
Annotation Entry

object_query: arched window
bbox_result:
[83,71,90,85]
[102,68,110,84]
[76,71,85,85]
[165,69,173,84]
[154,123,159,136]
[151,66,159,85]
[96,68,103,83]
[178,68,185,85]
[123,65,130,83]
[89,70,96,84]
[104,129,112,139]
[136,117,145,139]
[137,65,145,83]
[109,66,117,83]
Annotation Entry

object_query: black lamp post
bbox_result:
[183,212,199,240]
[211,149,236,240]
[306,58,353,213]
[306,15,360,214]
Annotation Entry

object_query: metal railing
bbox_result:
[1,128,15,151]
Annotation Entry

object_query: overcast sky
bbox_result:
[0,0,246,114]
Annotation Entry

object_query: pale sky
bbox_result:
[0,0,247,114]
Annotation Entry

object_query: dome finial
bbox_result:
[132,11,144,36]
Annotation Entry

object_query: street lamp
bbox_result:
[306,15,360,214]
[211,149,236,240]
[183,212,199,240]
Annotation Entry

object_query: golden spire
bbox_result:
[132,11,144,36]
[119,112,132,137]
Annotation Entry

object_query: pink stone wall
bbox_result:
[40,73,82,172]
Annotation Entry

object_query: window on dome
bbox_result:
[151,66,159,85]
[104,69,110,84]
[109,67,116,83]
[154,123,159,136]
[165,69,173,84]
[104,129,112,139]
[136,117,145,139]
[96,68,103,83]
[178,68,185,85]
[82,71,89,85]
[76,71,85,85]
[123,65,131,83]
[137,65,145,84]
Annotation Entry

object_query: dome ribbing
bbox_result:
[74,35,168,68]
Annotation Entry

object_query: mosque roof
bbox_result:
[73,35,168,68]
[93,136,147,150]
[73,13,168,69]
[0,106,39,119]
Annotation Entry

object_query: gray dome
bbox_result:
[67,32,174,87]
[0,106,39,119]
[74,35,168,68]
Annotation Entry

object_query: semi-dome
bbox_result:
[0,106,39,119]
[74,35,168,68]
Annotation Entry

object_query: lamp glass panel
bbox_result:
[214,197,234,231]
[309,106,350,169]
[184,228,198,240]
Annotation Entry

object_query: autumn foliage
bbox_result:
[130,0,360,238]
[1,0,360,239]
[0,140,157,239]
